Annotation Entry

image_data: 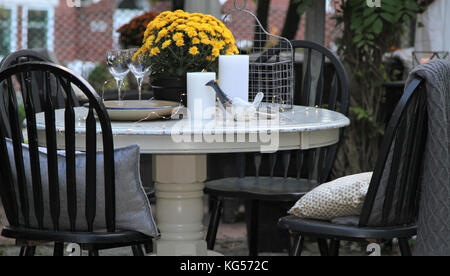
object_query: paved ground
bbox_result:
[0,202,404,256]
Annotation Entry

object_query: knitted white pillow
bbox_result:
[288,172,373,220]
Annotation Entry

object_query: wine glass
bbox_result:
[127,48,150,101]
[106,49,130,102]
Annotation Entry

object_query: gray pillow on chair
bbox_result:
[6,140,159,237]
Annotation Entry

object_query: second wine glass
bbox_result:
[106,49,130,102]
[127,48,150,101]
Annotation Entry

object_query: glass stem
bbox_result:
[137,77,144,101]
[116,78,124,101]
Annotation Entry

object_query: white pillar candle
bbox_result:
[187,72,217,121]
[218,55,249,102]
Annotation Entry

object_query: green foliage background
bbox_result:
[333,0,424,176]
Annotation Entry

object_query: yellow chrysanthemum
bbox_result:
[177,24,188,31]
[200,24,212,32]
[150,47,160,56]
[190,16,202,22]
[176,39,185,47]
[174,10,186,16]
[189,46,199,55]
[162,40,172,49]
[158,29,168,38]
[214,26,223,34]
[198,32,208,40]
[144,37,154,49]
[137,10,238,75]
[173,32,184,41]
[156,20,168,29]
[201,37,211,45]
[212,48,220,57]
[212,39,225,50]
[186,28,198,38]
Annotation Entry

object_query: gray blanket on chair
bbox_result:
[405,60,450,256]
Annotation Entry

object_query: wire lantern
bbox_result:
[223,0,295,111]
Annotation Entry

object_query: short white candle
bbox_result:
[218,55,249,102]
[187,72,217,121]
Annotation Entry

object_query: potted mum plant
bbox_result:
[134,10,239,103]
[117,11,159,48]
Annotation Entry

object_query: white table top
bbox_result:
[35,105,350,154]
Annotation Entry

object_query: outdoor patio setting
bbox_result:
[0,0,448,259]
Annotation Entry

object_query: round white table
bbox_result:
[35,105,350,256]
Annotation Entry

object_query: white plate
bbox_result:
[102,100,183,121]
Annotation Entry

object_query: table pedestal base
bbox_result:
[153,154,210,256]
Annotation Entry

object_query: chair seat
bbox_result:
[1,226,153,246]
[278,216,417,240]
[205,177,318,201]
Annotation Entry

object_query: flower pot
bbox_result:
[151,77,187,106]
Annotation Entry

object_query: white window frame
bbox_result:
[0,3,18,59]
[21,5,55,51]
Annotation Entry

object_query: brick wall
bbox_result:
[54,0,115,64]
[53,0,171,64]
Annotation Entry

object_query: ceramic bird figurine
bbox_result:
[206,80,274,121]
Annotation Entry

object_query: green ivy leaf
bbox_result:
[372,18,383,34]
[380,12,395,23]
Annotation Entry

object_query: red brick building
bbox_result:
[0,0,339,68]
[0,0,171,65]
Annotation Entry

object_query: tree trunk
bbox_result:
[254,0,271,50]
[281,0,302,40]
[172,0,184,11]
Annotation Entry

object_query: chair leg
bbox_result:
[19,246,26,256]
[248,200,259,257]
[206,196,223,250]
[24,246,36,256]
[289,234,304,256]
[317,239,329,256]
[131,245,145,256]
[398,238,412,256]
[329,239,340,256]
[53,243,64,256]
[89,250,99,256]
[143,241,154,254]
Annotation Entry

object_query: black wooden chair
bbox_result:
[278,78,427,256]
[0,62,154,256]
[205,40,350,255]
[0,50,156,202]
[0,50,75,113]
